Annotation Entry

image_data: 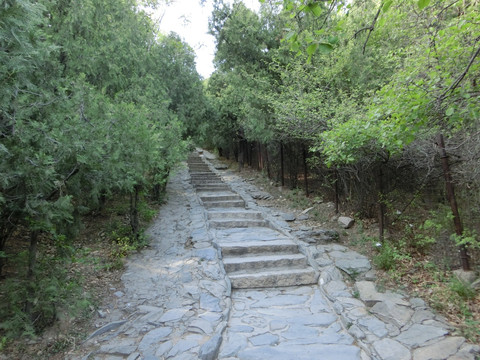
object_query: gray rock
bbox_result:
[323,280,351,299]
[114,291,124,298]
[453,269,477,284]
[159,308,188,323]
[282,213,296,222]
[395,324,449,347]
[371,300,414,328]
[355,281,382,307]
[348,324,366,339]
[138,327,172,354]
[338,216,355,229]
[409,297,426,309]
[411,309,435,323]
[199,334,222,360]
[86,320,127,340]
[167,339,199,358]
[331,251,372,276]
[373,338,411,360]
[357,316,388,338]
[319,265,344,284]
[297,214,309,221]
[470,278,480,290]
[413,336,465,360]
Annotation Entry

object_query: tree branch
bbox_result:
[439,40,480,100]
[362,2,383,55]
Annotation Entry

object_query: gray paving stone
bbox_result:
[413,336,465,360]
[395,324,449,347]
[199,333,222,360]
[269,319,288,331]
[200,293,222,312]
[310,289,330,312]
[371,300,414,328]
[249,332,279,346]
[237,344,361,360]
[373,338,411,360]
[358,316,388,338]
[219,336,248,357]
[138,327,172,354]
[159,308,189,323]
[324,280,351,298]
[188,318,214,335]
[167,339,200,357]
[250,294,309,308]
[281,324,319,340]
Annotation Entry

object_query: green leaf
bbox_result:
[307,43,318,56]
[318,42,333,54]
[446,107,454,116]
[383,0,393,12]
[308,3,322,17]
[417,0,430,10]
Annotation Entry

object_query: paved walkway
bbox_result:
[67,151,479,360]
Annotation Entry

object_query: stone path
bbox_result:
[68,150,480,360]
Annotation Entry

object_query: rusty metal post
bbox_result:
[436,133,470,271]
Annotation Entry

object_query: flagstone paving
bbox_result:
[67,150,479,360]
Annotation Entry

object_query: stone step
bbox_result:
[189,170,213,174]
[203,200,245,209]
[209,219,268,228]
[228,267,318,289]
[200,194,243,202]
[191,177,222,181]
[223,253,308,272]
[208,210,263,220]
[191,179,224,184]
[190,172,218,176]
[219,239,299,256]
[195,185,231,192]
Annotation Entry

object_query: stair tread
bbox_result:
[219,239,294,248]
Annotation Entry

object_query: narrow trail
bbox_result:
[68,150,479,360]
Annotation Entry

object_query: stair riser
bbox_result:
[230,271,318,289]
[196,188,231,192]
[222,244,299,256]
[200,195,241,202]
[208,212,262,220]
[209,220,268,228]
[203,201,245,209]
[225,258,307,272]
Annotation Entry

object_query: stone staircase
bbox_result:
[187,152,318,289]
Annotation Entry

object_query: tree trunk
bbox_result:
[334,168,340,214]
[436,134,470,271]
[25,230,39,318]
[280,141,285,186]
[303,145,309,197]
[130,185,140,239]
[377,165,385,242]
[265,145,271,179]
